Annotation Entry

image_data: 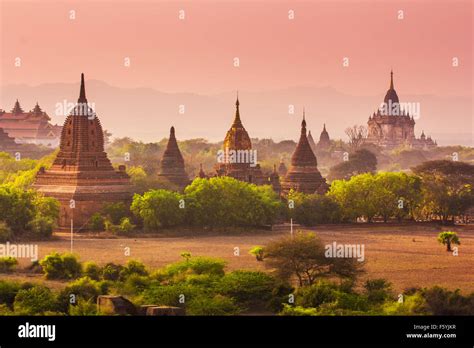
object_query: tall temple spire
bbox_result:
[78,73,87,103]
[223,94,251,151]
[232,92,243,127]
[301,110,307,134]
[383,69,399,105]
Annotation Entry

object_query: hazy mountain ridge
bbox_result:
[1,81,472,146]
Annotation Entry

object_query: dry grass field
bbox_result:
[4,223,474,293]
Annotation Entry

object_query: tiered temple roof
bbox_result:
[281,112,327,195]
[158,126,189,190]
[0,99,62,147]
[33,73,132,230]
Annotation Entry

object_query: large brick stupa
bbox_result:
[33,74,132,230]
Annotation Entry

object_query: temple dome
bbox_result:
[223,96,252,151]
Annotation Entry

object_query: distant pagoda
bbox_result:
[281,111,327,195]
[215,96,265,184]
[307,130,317,153]
[33,73,132,230]
[316,123,331,150]
[158,126,189,190]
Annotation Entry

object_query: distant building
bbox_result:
[316,124,331,151]
[214,96,265,184]
[278,159,288,176]
[0,100,62,147]
[33,74,132,230]
[366,71,437,149]
[158,126,190,190]
[0,127,17,152]
[307,130,317,153]
[281,111,328,195]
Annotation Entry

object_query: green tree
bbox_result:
[263,232,363,286]
[184,177,281,228]
[413,160,474,224]
[131,189,185,230]
[437,231,460,252]
[328,149,377,181]
[288,191,342,225]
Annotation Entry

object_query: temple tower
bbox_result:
[366,70,436,149]
[158,126,189,190]
[33,73,132,230]
[214,95,264,184]
[281,111,327,195]
[316,124,331,150]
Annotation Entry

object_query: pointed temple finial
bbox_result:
[390,69,394,90]
[232,93,243,127]
[323,123,326,131]
[32,102,42,114]
[11,99,24,114]
[301,110,307,133]
[78,73,87,103]
[170,126,176,137]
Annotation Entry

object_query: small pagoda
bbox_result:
[33,73,132,230]
[281,111,327,195]
[316,124,331,151]
[158,126,189,190]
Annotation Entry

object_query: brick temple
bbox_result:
[158,126,189,190]
[281,112,328,195]
[33,74,132,230]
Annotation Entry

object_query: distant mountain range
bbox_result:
[1,81,472,146]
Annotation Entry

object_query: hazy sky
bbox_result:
[1,0,472,96]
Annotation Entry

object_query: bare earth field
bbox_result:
[4,223,474,293]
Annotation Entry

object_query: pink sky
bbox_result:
[0,0,472,96]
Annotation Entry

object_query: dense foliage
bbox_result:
[132,177,283,229]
